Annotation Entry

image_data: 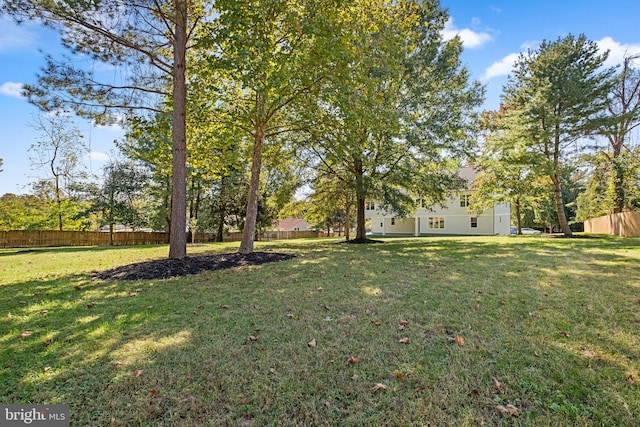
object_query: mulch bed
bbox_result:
[92,252,296,281]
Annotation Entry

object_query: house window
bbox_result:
[470,217,478,228]
[391,218,396,225]
[428,216,445,229]
[460,194,470,208]
[365,201,375,210]
[416,199,426,208]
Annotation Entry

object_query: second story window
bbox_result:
[460,194,470,208]
[365,201,375,210]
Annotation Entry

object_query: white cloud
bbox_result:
[442,18,493,49]
[597,36,640,68]
[0,17,38,52]
[483,53,520,81]
[0,82,25,98]
[88,152,110,162]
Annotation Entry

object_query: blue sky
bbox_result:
[1,0,640,195]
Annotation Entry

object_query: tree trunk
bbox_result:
[216,205,225,242]
[345,198,351,241]
[109,223,114,246]
[168,0,188,259]
[55,175,62,231]
[612,140,625,213]
[238,123,265,254]
[550,173,572,237]
[354,158,367,242]
[515,197,522,234]
[355,195,366,242]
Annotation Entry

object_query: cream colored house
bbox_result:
[365,167,511,236]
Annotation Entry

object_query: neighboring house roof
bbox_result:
[457,166,477,190]
[276,218,310,231]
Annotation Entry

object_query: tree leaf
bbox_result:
[492,377,501,391]
[455,335,465,346]
[135,370,144,378]
[308,338,317,348]
[497,404,519,417]
[371,383,387,392]
[399,337,409,344]
[347,356,359,364]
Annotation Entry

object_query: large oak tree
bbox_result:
[2,0,206,258]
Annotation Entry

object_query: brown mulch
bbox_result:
[92,252,296,281]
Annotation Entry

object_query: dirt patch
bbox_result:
[93,252,296,281]
[340,238,384,244]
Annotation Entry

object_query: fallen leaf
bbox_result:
[7,312,11,318]
[398,325,405,331]
[538,305,545,310]
[560,331,570,337]
[135,370,144,378]
[477,290,484,295]
[529,311,538,316]
[372,321,382,326]
[43,366,51,372]
[87,302,95,308]
[253,328,261,332]
[470,389,480,396]
[414,387,425,393]
[455,335,465,347]
[492,377,502,391]
[198,303,204,309]
[317,287,323,291]
[395,371,404,380]
[399,320,409,326]
[627,373,635,384]
[147,305,153,309]
[19,301,27,305]
[248,335,259,342]
[113,361,122,366]
[324,305,331,311]
[20,331,31,337]
[192,311,198,314]
[266,397,272,406]
[269,368,276,374]
[44,339,52,346]
[474,304,480,310]
[241,397,248,405]
[221,304,231,309]
[398,337,409,344]
[110,417,116,426]
[39,309,48,314]
[347,356,359,364]
[149,388,157,397]
[499,300,506,306]
[496,404,519,417]
[371,383,387,392]
[74,285,81,291]
[308,338,317,348]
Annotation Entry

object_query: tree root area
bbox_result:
[93,252,296,281]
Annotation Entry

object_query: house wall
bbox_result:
[365,192,511,236]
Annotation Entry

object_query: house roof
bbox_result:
[276,218,308,230]
[458,166,477,190]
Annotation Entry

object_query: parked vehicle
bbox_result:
[510,226,542,235]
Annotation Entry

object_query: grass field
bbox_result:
[1,235,639,426]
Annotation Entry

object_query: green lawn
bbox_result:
[1,236,639,426]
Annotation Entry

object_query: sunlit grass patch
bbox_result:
[1,236,639,425]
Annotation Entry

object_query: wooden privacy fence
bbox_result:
[584,211,640,237]
[0,230,320,248]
